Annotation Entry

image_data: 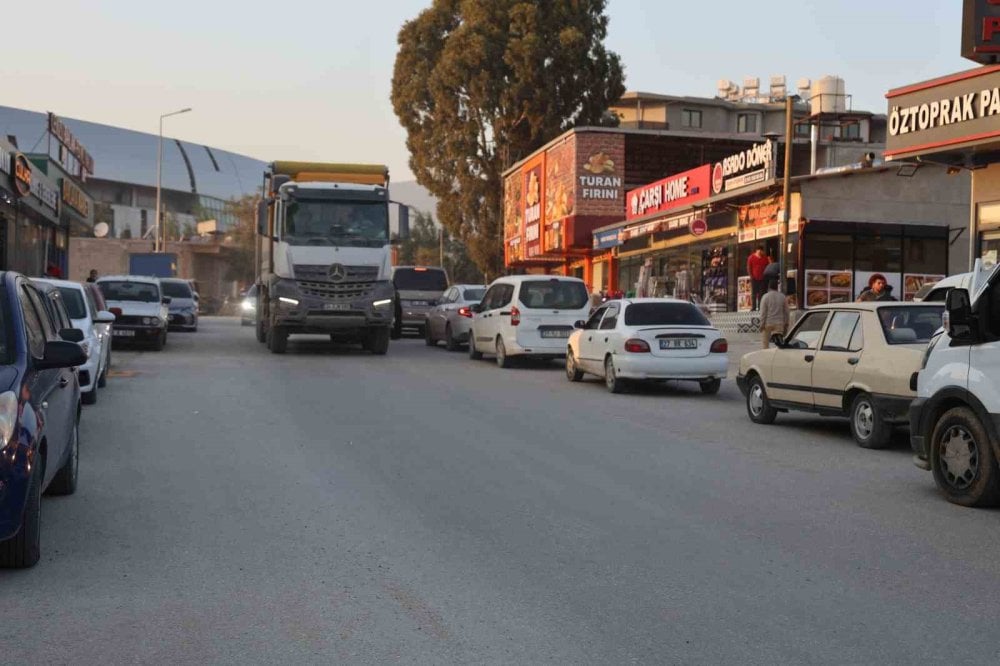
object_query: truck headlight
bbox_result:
[241,299,255,312]
[0,391,17,445]
[279,297,299,306]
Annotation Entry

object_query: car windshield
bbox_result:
[283,199,388,248]
[161,281,192,299]
[462,288,486,301]
[56,287,88,319]
[624,302,710,327]
[394,269,448,291]
[99,281,160,303]
[518,280,588,310]
[878,305,945,344]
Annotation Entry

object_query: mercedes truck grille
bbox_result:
[294,264,379,282]
[297,280,374,301]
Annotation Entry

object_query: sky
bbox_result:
[2,1,971,183]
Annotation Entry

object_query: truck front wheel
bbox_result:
[267,325,288,354]
[368,328,390,355]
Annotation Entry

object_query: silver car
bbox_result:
[425,284,487,350]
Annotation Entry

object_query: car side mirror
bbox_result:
[574,320,586,329]
[36,340,87,370]
[59,328,85,343]
[945,287,973,339]
[95,310,116,324]
[162,297,172,305]
[770,332,786,348]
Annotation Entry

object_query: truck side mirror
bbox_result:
[397,203,410,240]
[257,200,269,236]
[945,287,973,339]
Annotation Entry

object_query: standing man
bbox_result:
[857,273,897,302]
[86,269,98,283]
[747,245,771,310]
[759,278,790,349]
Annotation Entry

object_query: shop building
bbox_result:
[0,137,64,276]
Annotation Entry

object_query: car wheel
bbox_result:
[700,378,722,395]
[496,337,512,369]
[152,331,166,351]
[566,351,584,382]
[444,324,460,352]
[850,392,891,449]
[256,315,267,343]
[47,420,79,497]
[391,308,402,340]
[746,374,777,424]
[424,323,436,347]
[97,364,107,388]
[930,407,1000,507]
[604,356,627,394]
[267,325,288,354]
[0,453,41,568]
[82,386,97,405]
[368,328,390,355]
[468,334,483,360]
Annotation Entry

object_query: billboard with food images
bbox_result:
[522,154,545,259]
[544,138,575,253]
[503,170,524,263]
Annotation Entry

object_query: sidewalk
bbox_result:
[725,332,763,379]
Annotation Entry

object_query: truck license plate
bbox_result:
[323,303,350,311]
[660,339,697,349]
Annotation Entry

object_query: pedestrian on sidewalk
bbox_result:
[86,269,98,283]
[747,245,771,310]
[759,278,789,349]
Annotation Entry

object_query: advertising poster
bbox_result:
[522,156,544,259]
[544,140,574,253]
[854,271,902,302]
[503,171,524,264]
[903,273,946,301]
[738,276,753,312]
[805,270,853,307]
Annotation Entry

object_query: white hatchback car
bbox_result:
[468,276,591,367]
[566,298,729,394]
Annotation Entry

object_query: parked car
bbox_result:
[910,260,1000,507]
[391,266,449,339]
[737,301,945,448]
[918,272,973,303]
[34,278,115,404]
[241,285,258,326]
[160,277,198,332]
[0,272,87,568]
[425,284,486,350]
[96,275,170,350]
[566,298,729,394]
[468,276,591,367]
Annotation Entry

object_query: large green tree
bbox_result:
[392,0,624,278]
[398,210,484,284]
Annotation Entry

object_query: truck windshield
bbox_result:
[283,200,388,247]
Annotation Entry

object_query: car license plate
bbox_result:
[113,329,136,337]
[540,329,570,339]
[660,338,697,349]
[408,300,428,307]
[323,303,350,311]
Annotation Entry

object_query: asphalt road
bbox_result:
[3,317,1000,664]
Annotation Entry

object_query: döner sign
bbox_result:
[711,141,774,195]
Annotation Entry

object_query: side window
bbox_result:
[497,285,514,308]
[50,294,72,330]
[479,287,497,310]
[84,289,99,318]
[599,305,620,330]
[821,312,861,352]
[445,288,457,303]
[584,307,607,330]
[849,319,864,351]
[25,287,58,341]
[787,311,829,350]
[18,287,46,358]
[988,284,1000,339]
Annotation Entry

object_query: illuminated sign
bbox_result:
[13,153,32,197]
[710,141,775,195]
[48,112,95,175]
[62,178,90,217]
[626,165,710,221]
[962,0,1000,64]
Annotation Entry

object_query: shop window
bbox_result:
[804,234,853,270]
[682,109,702,128]
[854,234,901,273]
[795,121,811,137]
[903,237,947,275]
[737,114,758,133]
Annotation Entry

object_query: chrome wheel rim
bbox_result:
[854,400,875,440]
[939,425,978,490]
[496,340,505,365]
[566,354,576,379]
[749,383,765,416]
[605,359,615,389]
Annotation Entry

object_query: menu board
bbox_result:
[805,270,853,308]
[903,273,946,301]
[738,276,753,312]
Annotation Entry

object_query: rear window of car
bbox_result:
[921,287,951,302]
[393,268,448,291]
[56,287,88,319]
[518,280,588,310]
[463,288,485,301]
[99,281,160,303]
[878,305,944,344]
[161,281,192,298]
[624,302,710,327]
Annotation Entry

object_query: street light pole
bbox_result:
[780,95,794,293]
[155,107,191,252]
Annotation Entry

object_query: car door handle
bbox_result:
[804,355,815,363]
[587,336,592,341]
[604,337,608,343]
[59,377,70,388]
[499,311,511,316]
[848,357,859,365]
[41,401,48,410]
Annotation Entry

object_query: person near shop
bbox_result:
[86,269,98,283]
[857,273,897,302]
[759,279,790,349]
[747,245,772,310]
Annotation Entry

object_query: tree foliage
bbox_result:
[392,0,624,279]
[223,194,259,287]
[397,210,484,284]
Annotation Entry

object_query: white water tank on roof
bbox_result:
[811,76,846,115]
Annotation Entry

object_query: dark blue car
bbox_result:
[0,272,87,568]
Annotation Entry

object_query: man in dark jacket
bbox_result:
[857,273,897,302]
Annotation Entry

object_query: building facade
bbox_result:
[0,137,64,276]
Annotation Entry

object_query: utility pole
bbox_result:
[155,107,192,252]
[439,226,444,267]
[780,95,794,292]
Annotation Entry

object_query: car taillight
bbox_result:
[510,306,520,326]
[624,338,650,353]
[458,306,473,318]
[710,338,729,353]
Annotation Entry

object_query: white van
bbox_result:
[468,276,591,368]
[910,260,1000,507]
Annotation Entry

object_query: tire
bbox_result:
[256,317,267,344]
[0,453,42,568]
[495,337,512,369]
[604,356,627,394]
[368,328,390,355]
[565,351,584,382]
[47,421,79,497]
[152,331,166,351]
[745,374,777,424]
[267,325,288,354]
[97,364,107,388]
[930,407,1000,507]
[444,324,460,352]
[700,378,722,395]
[424,323,436,347]
[849,392,891,449]
[391,310,402,340]
[82,387,97,405]
[468,333,483,360]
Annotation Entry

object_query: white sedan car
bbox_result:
[565,298,729,394]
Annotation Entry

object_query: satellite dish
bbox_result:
[94,222,109,238]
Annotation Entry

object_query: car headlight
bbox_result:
[142,317,151,325]
[80,341,91,359]
[0,391,17,445]
[241,300,255,311]
[150,317,161,326]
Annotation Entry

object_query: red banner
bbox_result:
[625,164,711,221]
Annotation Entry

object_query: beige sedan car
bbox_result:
[736,302,944,448]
